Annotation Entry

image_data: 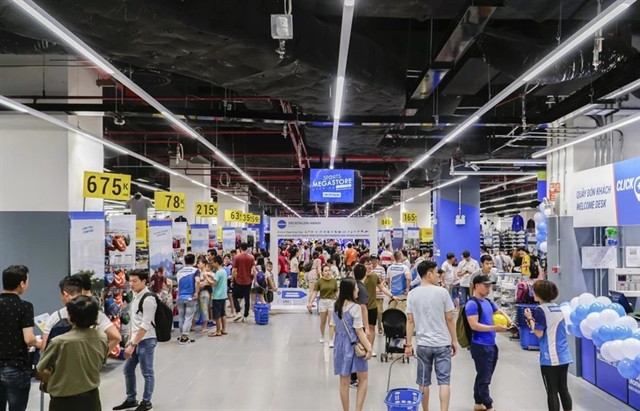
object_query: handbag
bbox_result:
[340,305,367,358]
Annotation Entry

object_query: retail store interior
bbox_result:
[1,0,640,410]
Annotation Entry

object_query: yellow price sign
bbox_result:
[240,212,251,224]
[381,218,392,227]
[83,171,131,201]
[195,202,218,217]
[154,192,186,211]
[402,212,418,224]
[419,227,433,242]
[225,209,243,222]
[248,214,261,225]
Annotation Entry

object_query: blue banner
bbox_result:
[614,156,640,226]
[309,169,355,203]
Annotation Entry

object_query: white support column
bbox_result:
[169,159,212,224]
[400,188,431,228]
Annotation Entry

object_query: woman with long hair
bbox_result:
[307,264,338,346]
[305,251,322,312]
[196,255,212,333]
[333,278,372,411]
[289,247,300,288]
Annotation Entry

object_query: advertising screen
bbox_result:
[309,169,355,203]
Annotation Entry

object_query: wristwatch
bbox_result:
[130,341,138,347]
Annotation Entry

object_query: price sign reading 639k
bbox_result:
[83,171,131,201]
[154,192,186,212]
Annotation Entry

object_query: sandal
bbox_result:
[208,332,222,337]
[220,331,228,335]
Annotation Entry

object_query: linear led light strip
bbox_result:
[469,159,546,165]
[329,0,355,170]
[480,175,537,193]
[11,0,300,217]
[481,189,538,204]
[480,198,538,211]
[532,111,640,158]
[370,176,467,217]
[350,0,635,218]
[603,78,640,100]
[450,170,539,176]
[0,96,246,203]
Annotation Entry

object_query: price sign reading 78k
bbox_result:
[154,192,186,212]
[83,171,131,201]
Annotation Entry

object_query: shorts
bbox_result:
[367,307,378,326]
[318,298,335,313]
[212,299,226,319]
[416,345,452,387]
[251,287,265,295]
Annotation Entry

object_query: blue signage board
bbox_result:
[309,169,355,203]
[614,156,640,226]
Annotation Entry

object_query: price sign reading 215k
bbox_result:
[154,192,186,212]
[83,171,131,201]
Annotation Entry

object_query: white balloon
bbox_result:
[580,320,594,339]
[611,340,627,361]
[543,208,553,217]
[601,341,617,363]
[534,212,545,223]
[560,305,572,318]
[618,316,639,331]
[540,241,548,253]
[586,312,603,330]
[601,309,622,324]
[579,293,596,306]
[622,338,640,360]
[570,297,580,310]
[595,296,612,306]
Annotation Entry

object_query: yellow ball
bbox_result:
[493,313,508,326]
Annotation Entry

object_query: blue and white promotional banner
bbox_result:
[69,212,105,276]
[222,227,237,252]
[190,224,209,254]
[392,228,404,251]
[309,168,355,203]
[172,221,188,262]
[271,288,309,313]
[568,156,640,227]
[106,215,136,268]
[149,220,173,274]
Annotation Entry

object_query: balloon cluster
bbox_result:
[560,292,640,380]
[534,204,548,254]
[605,227,619,246]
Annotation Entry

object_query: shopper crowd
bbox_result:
[0,239,567,411]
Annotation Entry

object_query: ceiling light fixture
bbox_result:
[333,77,345,120]
[0,98,28,113]
[603,78,640,100]
[469,159,547,165]
[132,181,163,192]
[353,0,634,210]
[480,198,537,211]
[480,175,538,193]
[450,171,539,176]
[10,0,299,216]
[482,190,538,204]
[532,111,640,158]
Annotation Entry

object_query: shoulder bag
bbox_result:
[340,305,367,357]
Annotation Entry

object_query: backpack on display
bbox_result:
[138,292,173,342]
[456,298,482,349]
[47,309,73,344]
[516,282,535,303]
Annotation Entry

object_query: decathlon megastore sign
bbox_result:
[309,169,355,203]
[568,156,640,227]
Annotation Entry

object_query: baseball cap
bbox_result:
[473,275,495,285]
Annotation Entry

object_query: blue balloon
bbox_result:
[609,303,627,317]
[614,325,633,340]
[592,328,606,348]
[570,324,583,339]
[536,232,547,243]
[575,304,590,321]
[618,358,640,380]
[588,302,607,314]
[634,355,640,371]
[599,325,617,342]
[538,221,547,234]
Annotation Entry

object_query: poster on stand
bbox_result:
[392,228,404,251]
[172,222,188,267]
[191,224,209,254]
[69,212,105,276]
[405,227,420,249]
[222,227,236,252]
[149,220,173,275]
[106,215,136,268]
[135,220,148,269]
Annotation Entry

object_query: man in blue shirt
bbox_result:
[465,275,511,411]
[175,254,200,345]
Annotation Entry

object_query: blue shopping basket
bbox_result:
[384,355,425,411]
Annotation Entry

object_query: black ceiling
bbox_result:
[1,0,639,216]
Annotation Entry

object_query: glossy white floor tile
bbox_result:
[27,312,634,410]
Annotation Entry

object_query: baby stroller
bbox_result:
[380,308,409,363]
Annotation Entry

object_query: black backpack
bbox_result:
[138,292,173,342]
[47,309,73,345]
[302,261,314,272]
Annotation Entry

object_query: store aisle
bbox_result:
[27,313,632,411]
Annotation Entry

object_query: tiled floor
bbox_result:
[27,312,633,410]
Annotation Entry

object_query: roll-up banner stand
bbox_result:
[69,212,105,277]
[149,220,173,275]
[191,224,209,255]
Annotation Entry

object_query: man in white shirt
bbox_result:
[440,253,456,293]
[405,260,457,411]
[42,274,120,352]
[380,244,394,268]
[113,270,158,411]
[469,255,500,301]
[456,250,479,304]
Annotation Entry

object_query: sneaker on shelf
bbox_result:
[329,340,334,348]
[134,401,153,411]
[319,336,325,344]
[349,380,358,389]
[112,399,139,410]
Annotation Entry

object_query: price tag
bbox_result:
[248,214,261,224]
[381,218,392,227]
[154,192,186,211]
[240,212,251,224]
[195,202,218,217]
[402,212,418,224]
[225,209,243,222]
[83,171,131,201]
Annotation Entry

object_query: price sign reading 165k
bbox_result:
[83,171,131,201]
[402,212,418,224]
[154,192,186,212]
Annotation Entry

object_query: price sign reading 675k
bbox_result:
[83,171,131,201]
[154,192,186,212]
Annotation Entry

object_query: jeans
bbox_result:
[0,366,30,411]
[197,290,211,324]
[233,284,252,317]
[288,272,298,288]
[124,338,157,404]
[541,364,572,411]
[277,273,287,288]
[470,344,499,409]
[177,300,197,335]
[452,285,469,304]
